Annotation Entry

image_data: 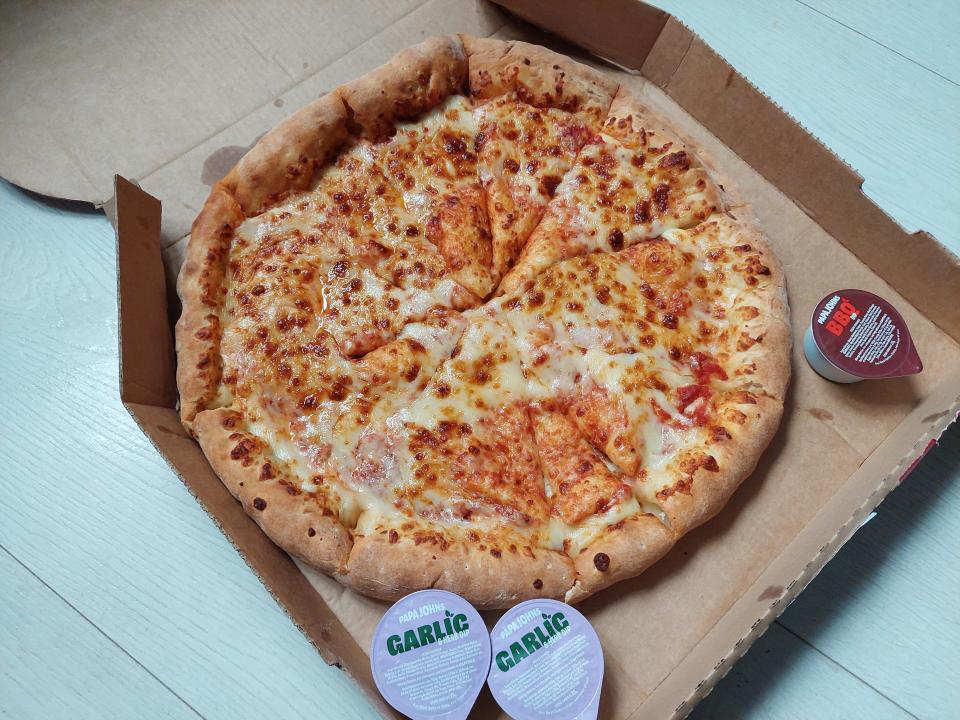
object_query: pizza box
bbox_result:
[5,0,959,717]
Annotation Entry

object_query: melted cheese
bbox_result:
[545,495,642,555]
[474,96,597,275]
[208,90,782,564]
[326,315,467,483]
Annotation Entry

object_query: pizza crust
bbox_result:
[193,408,353,575]
[338,36,468,139]
[175,186,244,429]
[461,35,617,114]
[656,394,784,537]
[343,519,575,609]
[718,205,793,403]
[176,35,792,607]
[566,513,675,603]
[222,93,349,217]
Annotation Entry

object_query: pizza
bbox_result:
[176,36,790,608]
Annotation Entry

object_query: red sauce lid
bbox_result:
[808,289,922,380]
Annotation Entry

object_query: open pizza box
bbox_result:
[5,0,959,717]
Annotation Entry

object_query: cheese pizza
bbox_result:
[176,36,790,607]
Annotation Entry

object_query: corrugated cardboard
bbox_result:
[11,1,960,717]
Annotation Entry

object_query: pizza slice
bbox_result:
[226,235,468,360]
[344,93,499,299]
[504,331,650,477]
[660,212,792,402]
[326,312,548,525]
[310,149,483,304]
[463,36,618,277]
[550,231,782,489]
[389,314,546,523]
[233,140,482,295]
[529,336,774,562]
[502,243,695,355]
[310,259,464,358]
[531,408,632,527]
[473,99,592,277]
[498,90,722,295]
[631,385,783,536]
[502,243,698,474]
[192,406,353,575]
[530,406,674,604]
[217,318,356,467]
[338,313,576,605]
[327,313,467,498]
[216,255,471,488]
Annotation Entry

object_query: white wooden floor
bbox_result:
[1,2,958,718]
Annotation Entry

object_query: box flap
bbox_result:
[491,0,668,69]
[0,0,477,205]
[115,176,177,408]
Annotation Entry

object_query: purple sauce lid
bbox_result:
[805,289,922,383]
[370,590,491,720]
[487,600,603,720]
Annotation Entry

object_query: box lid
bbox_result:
[0,0,504,217]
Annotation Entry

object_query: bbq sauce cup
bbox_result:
[804,289,922,383]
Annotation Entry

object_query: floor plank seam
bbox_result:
[792,0,959,87]
[776,620,922,719]
[0,543,208,720]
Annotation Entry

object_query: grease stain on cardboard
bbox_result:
[922,410,949,424]
[758,585,784,602]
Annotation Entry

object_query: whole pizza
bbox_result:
[176,36,790,608]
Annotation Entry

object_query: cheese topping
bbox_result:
[210,90,781,561]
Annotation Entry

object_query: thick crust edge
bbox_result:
[343,520,575,610]
[193,408,353,575]
[175,186,244,429]
[338,35,468,139]
[721,206,792,404]
[565,513,675,603]
[658,394,785,537]
[222,93,349,216]
[461,35,619,114]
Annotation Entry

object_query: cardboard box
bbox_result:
[8,1,960,717]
